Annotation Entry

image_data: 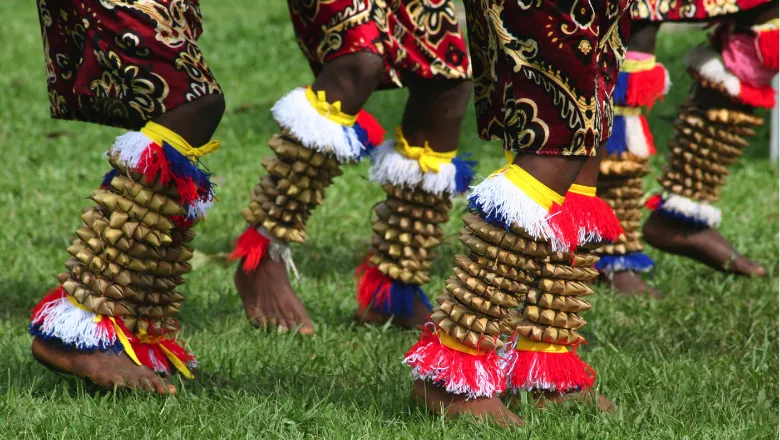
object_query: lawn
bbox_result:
[0,2,777,439]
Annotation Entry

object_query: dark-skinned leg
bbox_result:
[642,7,776,277]
[33,94,226,394]
[235,53,385,334]
[356,78,473,329]
[519,151,618,411]
[412,154,586,426]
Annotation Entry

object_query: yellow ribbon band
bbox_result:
[614,106,642,116]
[159,344,194,379]
[754,18,779,31]
[439,331,485,356]
[489,164,565,211]
[141,121,220,161]
[568,184,597,197]
[304,87,357,127]
[394,127,456,173]
[107,317,142,366]
[514,335,570,353]
[621,56,657,73]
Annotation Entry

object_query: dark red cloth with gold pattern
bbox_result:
[631,0,772,21]
[464,0,633,157]
[287,0,471,88]
[37,0,222,130]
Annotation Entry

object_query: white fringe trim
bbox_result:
[31,296,116,350]
[369,141,457,195]
[578,229,604,246]
[187,199,214,220]
[467,173,568,252]
[624,115,652,158]
[686,46,740,98]
[257,227,299,280]
[110,131,154,169]
[272,88,363,163]
[661,194,722,227]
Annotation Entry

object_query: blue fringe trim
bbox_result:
[653,197,711,228]
[28,323,124,353]
[353,122,374,160]
[100,168,119,189]
[656,207,710,228]
[452,154,478,194]
[614,72,629,106]
[595,252,654,273]
[468,198,513,231]
[606,115,627,156]
[373,281,433,317]
[161,142,216,218]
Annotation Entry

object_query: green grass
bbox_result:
[0,2,777,438]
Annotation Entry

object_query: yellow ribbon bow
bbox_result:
[141,121,220,162]
[394,127,456,173]
[304,87,357,127]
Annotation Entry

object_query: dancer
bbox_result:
[29,1,224,394]
[603,0,777,296]
[231,1,474,333]
[403,0,632,425]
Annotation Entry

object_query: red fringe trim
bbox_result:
[547,201,579,252]
[740,83,776,109]
[644,194,663,211]
[229,228,270,273]
[114,318,194,376]
[626,64,668,108]
[355,257,391,310]
[404,327,505,398]
[563,192,623,245]
[756,29,779,70]
[507,348,595,393]
[137,143,172,186]
[356,110,386,148]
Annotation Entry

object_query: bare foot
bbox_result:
[354,296,431,330]
[643,211,767,277]
[531,389,616,413]
[411,379,523,427]
[31,337,175,394]
[234,256,314,335]
[600,271,664,299]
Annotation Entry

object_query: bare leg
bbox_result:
[641,9,773,277]
[356,78,472,329]
[32,94,225,394]
[236,53,385,334]
[414,153,585,425]
[591,142,664,297]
